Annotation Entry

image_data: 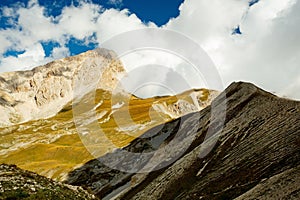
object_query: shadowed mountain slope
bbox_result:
[66,82,300,199]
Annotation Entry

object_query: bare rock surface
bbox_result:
[234,164,300,200]
[0,48,125,126]
[66,82,300,200]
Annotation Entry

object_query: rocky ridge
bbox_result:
[66,82,300,199]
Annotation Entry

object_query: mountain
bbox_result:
[66,82,300,199]
[0,49,125,127]
[0,49,217,181]
[1,49,299,199]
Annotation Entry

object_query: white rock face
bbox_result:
[0,48,125,127]
[152,90,220,119]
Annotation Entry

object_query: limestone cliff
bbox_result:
[0,49,125,126]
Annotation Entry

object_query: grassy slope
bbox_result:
[0,89,210,180]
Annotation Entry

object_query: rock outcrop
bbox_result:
[152,89,219,119]
[66,82,300,199]
[0,49,125,126]
[0,164,96,200]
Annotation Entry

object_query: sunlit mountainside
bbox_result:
[0,50,299,199]
[0,49,217,181]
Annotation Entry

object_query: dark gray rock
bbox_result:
[67,82,300,200]
[66,119,182,198]
[234,164,300,200]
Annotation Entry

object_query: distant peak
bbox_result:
[0,48,126,126]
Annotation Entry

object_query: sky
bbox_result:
[0,0,299,100]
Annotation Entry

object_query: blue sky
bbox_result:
[0,0,258,60]
[0,0,184,58]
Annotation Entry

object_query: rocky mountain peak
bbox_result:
[0,48,126,126]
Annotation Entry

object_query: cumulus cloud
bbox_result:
[51,46,70,59]
[0,0,149,72]
[119,50,199,97]
[0,43,48,71]
[211,0,300,99]
[165,0,249,46]
[96,9,153,43]
[58,3,102,40]
[0,0,299,100]
[164,0,300,100]
[107,0,123,6]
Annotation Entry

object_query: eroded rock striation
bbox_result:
[66,82,300,199]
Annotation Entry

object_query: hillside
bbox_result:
[0,164,96,200]
[66,82,300,199]
[1,49,299,199]
[0,49,217,180]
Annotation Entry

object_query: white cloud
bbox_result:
[211,0,300,99]
[17,3,58,42]
[0,43,48,72]
[51,46,70,59]
[282,75,300,99]
[119,49,209,97]
[96,9,153,43]
[164,0,300,100]
[108,0,123,6]
[0,34,12,55]
[2,7,15,17]
[165,0,249,46]
[58,3,102,40]
[0,0,300,100]
[0,0,149,72]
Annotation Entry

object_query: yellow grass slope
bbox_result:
[0,88,214,180]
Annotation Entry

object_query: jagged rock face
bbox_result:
[66,82,300,200]
[0,48,125,126]
[152,89,219,119]
[0,164,96,200]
